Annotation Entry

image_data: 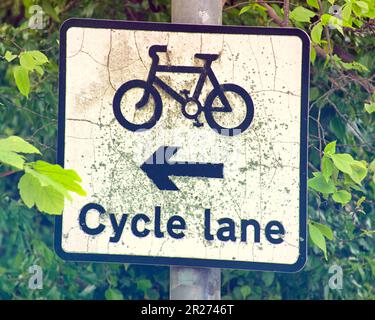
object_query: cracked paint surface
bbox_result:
[62,27,303,265]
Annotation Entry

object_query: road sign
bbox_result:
[56,19,309,272]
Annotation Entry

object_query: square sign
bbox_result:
[56,19,309,272]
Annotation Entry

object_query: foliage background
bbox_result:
[0,0,374,299]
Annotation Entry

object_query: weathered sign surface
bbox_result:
[56,19,309,271]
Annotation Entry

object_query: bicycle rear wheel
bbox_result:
[204,83,254,136]
[113,80,162,132]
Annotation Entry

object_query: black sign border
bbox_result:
[56,18,309,272]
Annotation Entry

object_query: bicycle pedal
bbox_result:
[193,121,204,128]
[180,89,190,97]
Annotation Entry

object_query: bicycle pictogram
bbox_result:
[113,45,254,136]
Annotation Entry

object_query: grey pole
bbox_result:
[170,0,223,300]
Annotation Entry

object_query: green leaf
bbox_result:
[18,173,65,215]
[136,279,152,292]
[261,272,275,287]
[311,222,332,240]
[0,136,41,169]
[311,22,323,44]
[240,285,251,298]
[356,196,366,207]
[342,3,352,21]
[349,160,367,184]
[13,66,30,97]
[18,172,41,208]
[4,51,17,62]
[104,288,123,300]
[364,102,375,113]
[354,1,369,14]
[239,5,251,15]
[322,156,334,181]
[19,52,37,71]
[290,6,316,22]
[0,151,25,169]
[28,50,49,65]
[310,46,317,64]
[369,159,375,172]
[307,0,319,9]
[25,167,72,201]
[332,190,352,205]
[308,172,336,194]
[35,65,44,76]
[42,0,60,22]
[19,51,48,72]
[30,160,86,196]
[309,222,327,259]
[324,140,336,155]
[331,153,354,175]
[312,222,334,240]
[0,136,41,154]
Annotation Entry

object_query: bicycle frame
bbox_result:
[137,58,232,112]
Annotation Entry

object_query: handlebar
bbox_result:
[149,45,167,59]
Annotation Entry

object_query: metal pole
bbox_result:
[170,0,222,300]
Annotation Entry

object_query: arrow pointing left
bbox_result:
[140,146,224,191]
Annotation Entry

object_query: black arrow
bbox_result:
[140,146,224,191]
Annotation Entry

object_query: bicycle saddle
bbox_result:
[194,53,219,61]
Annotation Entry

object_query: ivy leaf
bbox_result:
[13,66,30,97]
[290,6,316,23]
[309,222,328,260]
[18,173,64,215]
[331,153,354,175]
[0,136,41,169]
[4,50,17,62]
[322,156,334,181]
[332,190,352,205]
[311,22,323,44]
[308,172,336,194]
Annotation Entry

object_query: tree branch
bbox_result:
[281,0,289,27]
[0,170,18,178]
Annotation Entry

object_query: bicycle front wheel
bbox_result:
[204,83,254,136]
[113,80,162,132]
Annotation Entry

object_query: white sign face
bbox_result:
[56,19,309,272]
